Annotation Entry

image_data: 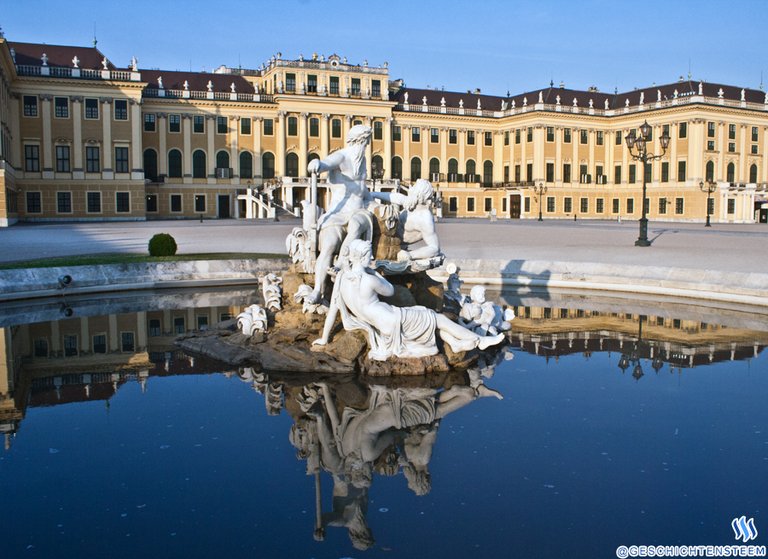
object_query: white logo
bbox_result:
[732,516,759,543]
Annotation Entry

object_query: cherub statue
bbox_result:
[313,239,503,360]
[459,285,514,336]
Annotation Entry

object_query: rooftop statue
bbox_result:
[312,239,503,360]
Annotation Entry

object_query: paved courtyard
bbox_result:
[0,217,765,275]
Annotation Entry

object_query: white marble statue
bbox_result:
[369,179,442,264]
[459,285,514,336]
[294,284,328,314]
[312,239,504,361]
[207,80,213,92]
[304,125,374,304]
[101,57,109,70]
[237,304,268,335]
[157,76,163,89]
[72,56,80,68]
[261,273,283,311]
[443,262,464,312]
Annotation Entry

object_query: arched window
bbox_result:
[216,150,230,171]
[705,160,715,182]
[143,149,158,182]
[726,162,735,183]
[371,155,384,178]
[391,156,402,180]
[429,157,440,181]
[483,160,493,186]
[168,149,182,178]
[749,163,758,184]
[240,152,253,179]
[262,152,275,179]
[285,153,299,177]
[448,158,458,182]
[410,157,421,180]
[192,150,206,178]
[466,159,476,182]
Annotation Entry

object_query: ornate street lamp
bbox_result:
[371,161,384,191]
[533,182,547,221]
[699,180,717,227]
[625,121,670,246]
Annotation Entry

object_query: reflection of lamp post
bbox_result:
[699,180,717,227]
[533,182,547,221]
[625,121,670,246]
[371,161,384,191]
[617,315,658,381]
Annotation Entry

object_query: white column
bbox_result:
[41,95,53,176]
[230,116,239,180]
[206,116,216,181]
[299,113,308,177]
[276,111,286,177]
[182,114,192,179]
[130,100,143,179]
[320,114,330,159]
[72,97,83,178]
[102,98,113,178]
[158,114,167,175]
[555,127,562,184]
[383,117,392,180]
[253,117,263,179]
[493,132,503,182]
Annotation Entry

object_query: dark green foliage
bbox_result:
[148,233,178,257]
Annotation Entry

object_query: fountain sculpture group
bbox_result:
[177,125,512,376]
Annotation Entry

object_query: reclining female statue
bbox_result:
[312,239,504,360]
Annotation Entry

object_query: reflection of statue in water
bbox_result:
[305,124,374,304]
[313,239,504,360]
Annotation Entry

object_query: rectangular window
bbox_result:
[679,122,687,138]
[92,334,107,354]
[307,74,317,93]
[661,161,669,182]
[24,144,40,172]
[526,163,533,182]
[728,142,735,153]
[596,198,604,213]
[546,162,554,183]
[287,116,298,136]
[26,192,42,214]
[563,163,571,183]
[310,118,319,137]
[707,122,715,138]
[116,192,130,213]
[33,338,48,357]
[524,197,530,213]
[467,197,475,212]
[56,146,71,172]
[371,79,381,97]
[468,131,475,145]
[87,192,101,213]
[579,164,588,183]
[411,127,421,142]
[197,315,209,330]
[449,129,457,144]
[596,131,603,145]
[54,96,69,118]
[115,147,129,173]
[564,197,572,213]
[146,194,158,212]
[430,128,439,143]
[372,121,382,140]
[515,129,521,144]
[351,78,361,96]
[85,98,99,119]
[484,132,492,146]
[331,119,341,138]
[675,197,684,214]
[195,194,206,212]
[644,162,652,183]
[169,114,181,133]
[263,118,274,135]
[752,144,759,155]
[449,197,457,212]
[612,198,620,214]
[527,127,533,142]
[329,76,339,95]
[546,196,555,213]
[752,126,758,142]
[629,164,636,183]
[121,332,135,353]
[564,128,571,143]
[580,130,588,144]
[677,161,686,181]
[114,99,128,120]
[23,95,38,117]
[580,197,589,213]
[614,165,622,184]
[627,198,634,214]
[144,113,156,132]
[514,165,521,183]
[63,334,78,357]
[193,115,204,133]
[240,117,251,135]
[504,131,510,146]
[285,73,296,92]
[392,125,401,141]
[84,147,101,174]
[727,198,735,214]
[615,130,622,145]
[728,124,736,140]
[707,140,715,151]
[170,194,182,212]
[658,198,668,214]
[546,126,554,142]
[484,197,492,212]
[149,319,162,337]
[57,191,72,213]
[217,116,228,134]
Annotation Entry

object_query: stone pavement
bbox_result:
[0,217,765,274]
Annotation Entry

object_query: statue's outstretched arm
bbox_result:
[308,150,345,175]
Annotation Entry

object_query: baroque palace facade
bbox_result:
[1,32,768,226]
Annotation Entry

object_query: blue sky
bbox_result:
[3,0,766,96]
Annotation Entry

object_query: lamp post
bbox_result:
[533,182,547,221]
[371,161,384,191]
[699,180,717,227]
[625,121,670,246]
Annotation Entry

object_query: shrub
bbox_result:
[148,233,178,257]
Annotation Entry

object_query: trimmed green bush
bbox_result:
[148,233,178,257]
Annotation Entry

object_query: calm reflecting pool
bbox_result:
[0,288,766,558]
